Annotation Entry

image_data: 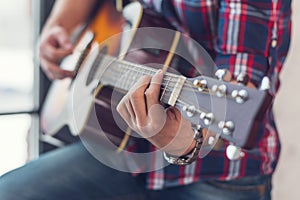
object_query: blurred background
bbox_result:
[0,0,298,199]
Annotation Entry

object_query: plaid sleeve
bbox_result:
[215,0,274,87]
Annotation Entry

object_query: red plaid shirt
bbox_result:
[136,0,292,189]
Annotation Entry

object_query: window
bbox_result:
[0,0,39,176]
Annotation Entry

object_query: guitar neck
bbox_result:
[98,55,186,106]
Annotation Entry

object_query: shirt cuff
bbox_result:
[215,53,269,87]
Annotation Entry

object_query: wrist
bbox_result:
[182,139,197,156]
[163,126,204,165]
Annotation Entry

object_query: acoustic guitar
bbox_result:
[41,2,272,151]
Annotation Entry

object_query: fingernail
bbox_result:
[156,69,162,74]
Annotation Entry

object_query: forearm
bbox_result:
[42,0,98,34]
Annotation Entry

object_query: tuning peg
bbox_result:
[218,121,235,135]
[226,144,245,160]
[193,79,207,91]
[182,105,196,117]
[260,76,271,90]
[236,72,249,85]
[231,89,248,104]
[212,84,227,97]
[200,112,214,125]
[215,69,232,82]
[208,136,216,146]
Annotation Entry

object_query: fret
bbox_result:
[160,76,171,102]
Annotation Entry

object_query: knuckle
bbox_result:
[136,120,146,130]
[145,89,155,98]
[136,76,151,86]
[140,75,151,81]
[130,91,142,101]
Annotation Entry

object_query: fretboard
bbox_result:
[95,55,187,106]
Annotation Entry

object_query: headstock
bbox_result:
[174,69,273,151]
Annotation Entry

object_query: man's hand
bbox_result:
[117,70,196,156]
[39,26,74,80]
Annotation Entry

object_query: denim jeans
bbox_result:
[0,142,272,200]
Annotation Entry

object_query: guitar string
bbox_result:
[89,55,240,102]
[102,67,223,98]
[97,66,236,109]
[102,65,205,93]
[100,55,197,87]
[96,57,217,99]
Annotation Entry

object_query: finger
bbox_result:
[129,76,152,127]
[40,59,74,80]
[53,26,73,50]
[124,97,136,123]
[145,70,164,111]
[40,42,73,63]
[166,107,180,122]
[116,98,135,129]
[39,27,73,62]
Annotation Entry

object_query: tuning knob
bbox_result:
[236,72,249,85]
[182,105,196,117]
[200,112,214,125]
[193,79,207,91]
[218,121,235,135]
[226,144,245,160]
[231,89,248,104]
[215,69,232,82]
[260,76,271,90]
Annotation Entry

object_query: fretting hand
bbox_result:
[117,70,196,156]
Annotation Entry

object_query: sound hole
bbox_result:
[86,45,108,86]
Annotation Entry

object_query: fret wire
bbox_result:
[160,76,172,102]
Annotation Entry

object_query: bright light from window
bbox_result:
[0,0,35,176]
[0,114,32,176]
[0,0,34,113]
